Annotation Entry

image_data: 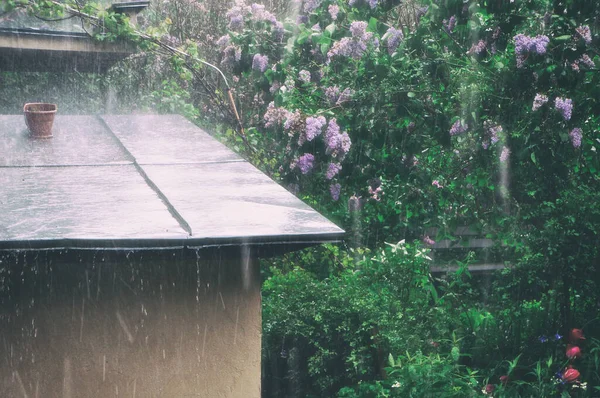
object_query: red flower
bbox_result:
[499,375,509,384]
[566,345,582,359]
[562,368,580,383]
[485,384,495,393]
[569,328,586,343]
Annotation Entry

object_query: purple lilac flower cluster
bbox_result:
[226,5,246,30]
[499,146,510,163]
[326,163,342,180]
[215,35,230,49]
[305,116,326,142]
[303,0,321,13]
[298,70,311,84]
[576,25,592,44]
[580,54,595,68]
[482,121,502,149]
[296,153,315,174]
[273,21,285,42]
[514,34,550,68]
[532,93,548,111]
[449,120,468,136]
[330,183,342,201]
[327,21,378,62]
[284,110,302,133]
[325,119,352,160]
[328,4,340,20]
[221,45,242,66]
[443,15,456,33]
[250,3,277,24]
[252,54,269,73]
[469,40,486,55]
[337,88,355,105]
[325,86,341,104]
[569,128,583,148]
[263,102,290,128]
[423,236,435,245]
[384,27,403,55]
[554,97,573,121]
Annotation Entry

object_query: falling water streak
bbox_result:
[79,298,85,343]
[241,245,251,291]
[202,324,208,358]
[102,354,106,382]
[116,311,134,343]
[13,370,29,398]
[63,357,72,398]
[132,378,137,398]
[85,269,90,299]
[233,306,240,345]
[218,292,226,310]
[35,378,39,398]
[96,263,102,300]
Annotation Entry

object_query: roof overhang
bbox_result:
[0,27,135,73]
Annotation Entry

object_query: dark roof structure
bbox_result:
[0,4,141,73]
[0,114,344,250]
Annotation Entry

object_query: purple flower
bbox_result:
[326,163,342,179]
[500,146,510,163]
[269,81,281,94]
[303,0,321,13]
[325,86,341,104]
[482,121,502,149]
[443,15,456,33]
[539,335,548,343]
[514,34,550,67]
[580,54,595,68]
[572,61,580,72]
[226,5,247,30]
[215,35,230,49]
[330,183,341,201]
[337,88,355,105]
[252,54,269,73]
[328,4,339,20]
[469,39,486,55]
[221,45,242,66]
[305,115,326,141]
[298,70,311,84]
[284,110,302,132]
[576,25,592,44]
[350,21,368,39]
[263,102,290,128]
[449,120,468,136]
[532,94,548,111]
[554,97,573,121]
[368,0,378,9]
[569,128,583,148]
[432,180,443,188]
[385,27,403,55]
[325,119,352,160]
[554,333,563,341]
[297,15,309,25]
[423,236,435,245]
[296,153,315,174]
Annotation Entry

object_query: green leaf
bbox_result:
[531,152,537,165]
[368,17,378,31]
[388,353,395,367]
[554,35,572,41]
[407,92,415,98]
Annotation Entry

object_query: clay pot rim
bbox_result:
[23,103,58,114]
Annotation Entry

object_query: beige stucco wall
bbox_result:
[0,248,261,397]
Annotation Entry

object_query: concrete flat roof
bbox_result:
[0,114,344,250]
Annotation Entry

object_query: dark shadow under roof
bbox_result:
[0,114,344,250]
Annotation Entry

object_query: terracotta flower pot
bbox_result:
[24,103,57,139]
